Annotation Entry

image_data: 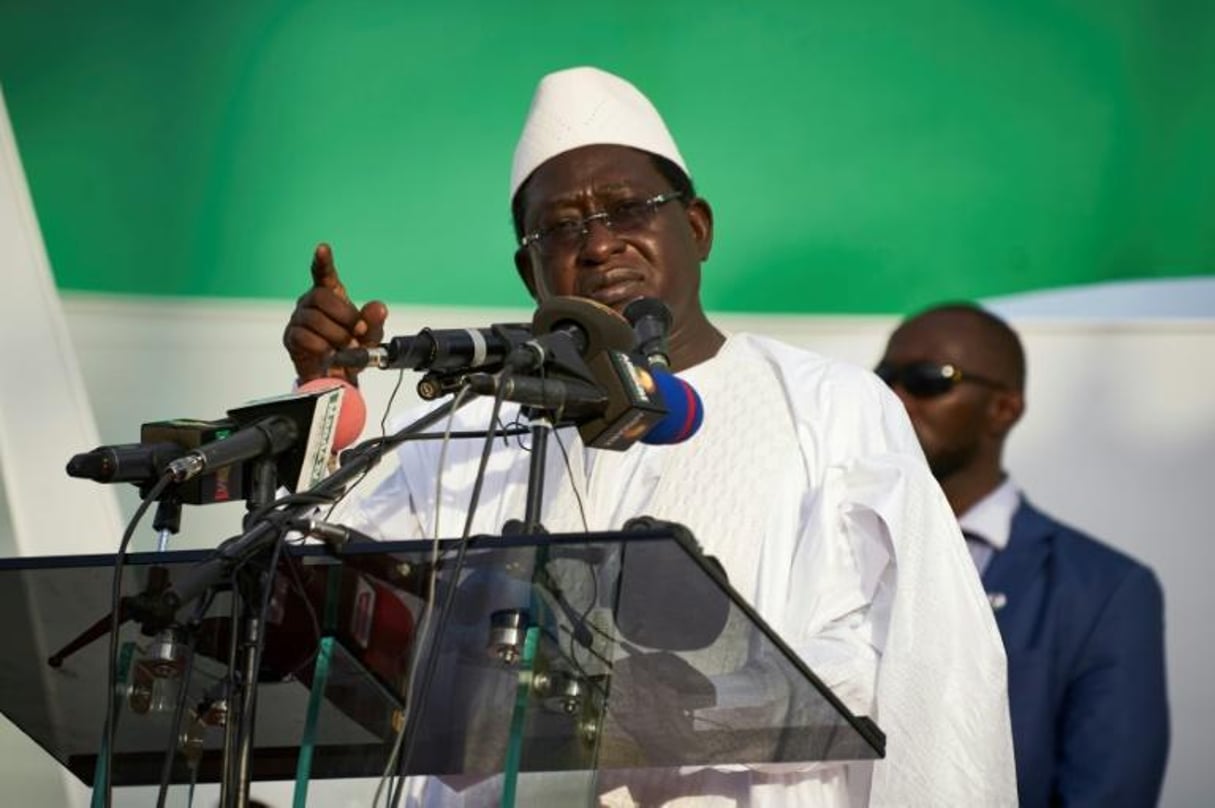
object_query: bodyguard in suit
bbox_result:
[877,302,1170,807]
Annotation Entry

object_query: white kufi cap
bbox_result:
[510,66,689,201]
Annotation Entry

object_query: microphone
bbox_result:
[641,368,703,445]
[166,416,298,483]
[506,296,697,450]
[623,297,673,368]
[464,373,608,418]
[328,324,532,373]
[172,382,367,490]
[66,384,368,503]
[296,377,368,450]
[68,419,244,504]
[579,350,703,450]
[506,296,638,372]
[468,355,703,450]
[67,440,192,485]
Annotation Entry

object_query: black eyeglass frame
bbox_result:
[874,360,1007,399]
[518,191,685,251]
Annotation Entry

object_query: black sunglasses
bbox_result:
[875,361,1005,399]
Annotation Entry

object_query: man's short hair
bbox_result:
[912,301,1026,391]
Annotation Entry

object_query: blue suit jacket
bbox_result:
[984,498,1170,807]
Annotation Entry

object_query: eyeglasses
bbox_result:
[874,361,1005,399]
[519,191,684,252]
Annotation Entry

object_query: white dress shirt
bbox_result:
[958,477,1021,575]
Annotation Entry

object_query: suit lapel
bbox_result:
[982,499,1054,622]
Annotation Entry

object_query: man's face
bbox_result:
[513,145,712,325]
[879,312,1009,480]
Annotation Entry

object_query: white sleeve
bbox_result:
[773,342,1017,804]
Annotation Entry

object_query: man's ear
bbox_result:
[514,247,540,301]
[686,197,714,262]
[988,390,1025,438]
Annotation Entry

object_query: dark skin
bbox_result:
[513,145,724,372]
[879,308,1025,515]
[282,243,388,384]
[284,144,725,381]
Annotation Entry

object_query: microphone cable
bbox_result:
[100,470,175,808]
[321,367,409,522]
[383,378,511,808]
[371,379,471,808]
[229,528,289,798]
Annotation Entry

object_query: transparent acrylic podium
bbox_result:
[0,526,884,805]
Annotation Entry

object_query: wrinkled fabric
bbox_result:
[343,333,1016,806]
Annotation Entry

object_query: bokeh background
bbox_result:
[3,0,1212,311]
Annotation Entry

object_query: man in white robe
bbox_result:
[283,66,1016,806]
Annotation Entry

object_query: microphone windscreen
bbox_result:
[642,369,703,445]
[532,296,637,357]
[298,378,368,450]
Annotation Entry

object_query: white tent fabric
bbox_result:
[0,84,118,808]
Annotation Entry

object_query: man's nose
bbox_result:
[578,216,625,260]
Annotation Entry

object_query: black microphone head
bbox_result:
[65,448,115,482]
[623,297,672,330]
[623,298,673,367]
[67,442,190,484]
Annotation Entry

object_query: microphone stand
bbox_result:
[521,416,552,534]
[48,393,480,808]
[155,395,475,629]
[218,454,282,808]
[166,395,480,808]
[60,364,604,804]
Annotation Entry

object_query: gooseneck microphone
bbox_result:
[328,324,532,373]
[470,297,703,450]
[465,373,608,416]
[470,355,703,449]
[319,297,703,450]
[623,297,673,368]
[507,296,639,371]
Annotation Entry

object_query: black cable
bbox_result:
[388,382,510,808]
[381,370,407,436]
[231,528,289,771]
[243,491,339,533]
[550,426,590,532]
[322,370,405,520]
[220,566,242,795]
[460,382,510,542]
[186,754,201,808]
[102,471,174,808]
[280,551,324,681]
[349,427,531,454]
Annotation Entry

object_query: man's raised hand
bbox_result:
[282,243,388,383]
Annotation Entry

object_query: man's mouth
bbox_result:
[584,267,647,307]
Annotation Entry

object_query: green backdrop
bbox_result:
[2,0,1212,313]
